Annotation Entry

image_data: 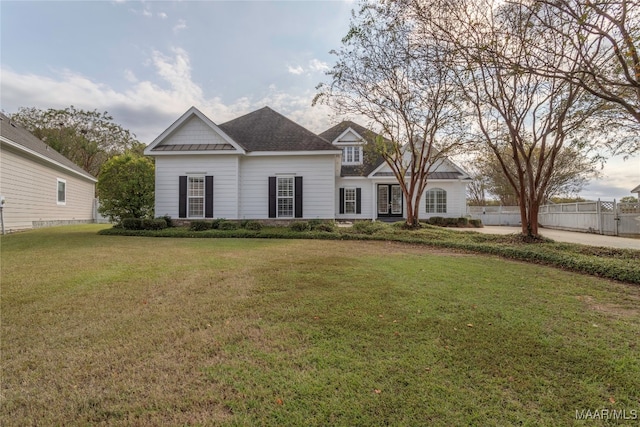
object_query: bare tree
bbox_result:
[524,0,640,124]
[410,0,606,237]
[314,1,465,227]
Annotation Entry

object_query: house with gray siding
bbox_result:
[0,113,97,232]
[144,106,469,222]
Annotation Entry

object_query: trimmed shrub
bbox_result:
[157,215,174,227]
[290,221,311,232]
[211,218,225,229]
[428,216,445,226]
[190,220,211,231]
[312,222,336,232]
[470,219,483,228]
[457,217,469,227]
[243,220,263,231]
[351,221,388,235]
[142,218,167,230]
[122,218,143,230]
[219,220,239,230]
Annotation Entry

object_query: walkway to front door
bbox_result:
[377,184,403,218]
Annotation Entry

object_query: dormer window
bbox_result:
[342,146,363,165]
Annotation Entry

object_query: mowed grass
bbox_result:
[2,225,639,426]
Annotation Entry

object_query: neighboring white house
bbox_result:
[144,107,470,222]
[0,113,97,232]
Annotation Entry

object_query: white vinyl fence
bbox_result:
[468,200,640,236]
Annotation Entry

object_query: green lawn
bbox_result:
[2,225,639,426]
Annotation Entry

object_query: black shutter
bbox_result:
[268,177,277,218]
[356,188,362,214]
[339,188,345,214]
[295,176,303,218]
[205,176,214,218]
[178,176,187,218]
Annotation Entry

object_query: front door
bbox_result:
[377,184,403,217]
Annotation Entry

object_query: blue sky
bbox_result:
[1,0,638,200]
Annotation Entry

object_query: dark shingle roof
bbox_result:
[319,121,386,177]
[218,107,337,152]
[0,113,96,182]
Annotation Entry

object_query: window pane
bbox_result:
[189,198,204,217]
[278,198,293,217]
[57,181,66,203]
[189,177,204,197]
[353,148,360,163]
[278,177,293,197]
[426,189,446,213]
[344,188,356,214]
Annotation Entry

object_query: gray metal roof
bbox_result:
[373,171,466,179]
[152,143,235,152]
[0,113,96,182]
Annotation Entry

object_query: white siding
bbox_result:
[0,145,95,231]
[335,177,373,219]
[154,155,239,219]
[157,116,230,146]
[419,181,468,219]
[239,155,336,219]
[336,130,363,143]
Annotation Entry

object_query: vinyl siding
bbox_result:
[157,116,231,146]
[239,155,336,219]
[0,145,95,231]
[420,181,468,218]
[154,155,239,219]
[335,177,372,219]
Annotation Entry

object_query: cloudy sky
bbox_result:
[1,0,638,200]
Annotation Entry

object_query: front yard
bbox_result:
[2,225,639,426]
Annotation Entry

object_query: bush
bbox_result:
[211,218,225,229]
[142,218,167,230]
[122,218,143,230]
[351,221,389,235]
[312,222,336,232]
[457,217,469,227]
[428,216,445,226]
[157,215,174,227]
[243,220,263,231]
[218,220,239,230]
[190,220,211,231]
[470,219,483,228]
[290,221,311,232]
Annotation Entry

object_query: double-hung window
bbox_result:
[344,188,356,214]
[188,176,205,218]
[342,146,362,165]
[277,176,294,218]
[426,188,447,213]
[57,179,66,205]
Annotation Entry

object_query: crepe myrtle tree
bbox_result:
[314,0,466,228]
[407,0,611,237]
[97,152,155,223]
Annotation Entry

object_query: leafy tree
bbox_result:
[473,146,600,205]
[11,106,140,176]
[314,1,465,227]
[97,153,155,223]
[620,195,638,203]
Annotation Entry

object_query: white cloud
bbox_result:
[0,49,334,143]
[308,58,329,72]
[142,8,152,17]
[123,69,138,83]
[287,59,330,76]
[287,65,304,75]
[173,19,187,34]
[158,12,167,19]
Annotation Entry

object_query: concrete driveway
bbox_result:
[458,226,640,250]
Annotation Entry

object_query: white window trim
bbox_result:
[342,146,363,166]
[57,178,66,205]
[277,176,295,218]
[188,175,205,218]
[426,188,447,214]
[344,187,357,215]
